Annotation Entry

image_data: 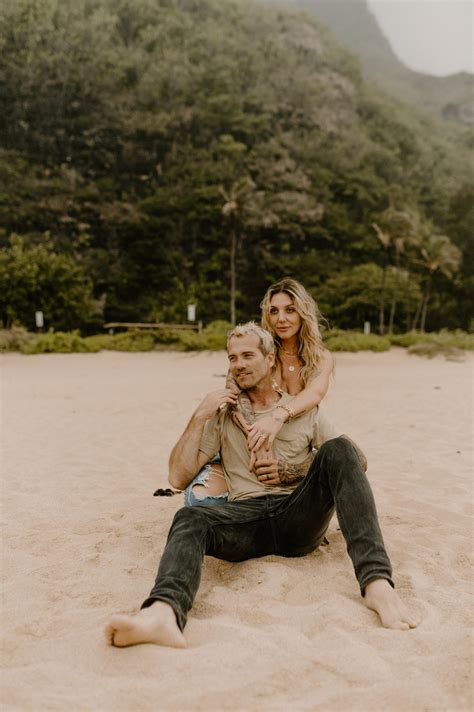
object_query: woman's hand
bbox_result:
[247,411,286,451]
[232,409,252,433]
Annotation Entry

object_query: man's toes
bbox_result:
[104,623,116,645]
[109,614,133,631]
[105,615,133,646]
[111,631,128,647]
[396,621,410,631]
[398,604,420,629]
[384,619,410,631]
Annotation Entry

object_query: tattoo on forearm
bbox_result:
[277,453,314,485]
[235,393,256,426]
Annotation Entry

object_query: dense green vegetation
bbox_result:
[0,322,236,354]
[2,325,472,357]
[0,0,472,335]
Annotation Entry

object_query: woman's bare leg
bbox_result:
[191,463,228,499]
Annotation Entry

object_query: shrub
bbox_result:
[85,331,155,352]
[389,330,474,350]
[11,325,473,356]
[324,331,391,352]
[21,330,97,354]
[21,329,157,354]
[407,342,465,360]
[151,328,184,345]
[177,320,233,351]
[0,326,34,351]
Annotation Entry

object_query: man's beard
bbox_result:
[235,371,258,389]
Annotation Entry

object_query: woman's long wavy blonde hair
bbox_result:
[260,278,329,386]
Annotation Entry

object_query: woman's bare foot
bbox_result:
[105,601,186,648]
[364,579,420,630]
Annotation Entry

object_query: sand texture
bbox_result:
[1,348,473,711]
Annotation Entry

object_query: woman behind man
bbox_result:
[185,277,334,505]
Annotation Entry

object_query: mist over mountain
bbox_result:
[289,0,473,125]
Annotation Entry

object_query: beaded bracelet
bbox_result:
[276,404,295,422]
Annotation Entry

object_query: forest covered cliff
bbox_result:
[293,0,474,125]
[0,0,472,333]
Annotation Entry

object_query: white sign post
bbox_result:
[35,311,44,329]
[363,321,370,335]
[187,304,196,322]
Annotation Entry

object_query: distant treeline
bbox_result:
[0,0,472,333]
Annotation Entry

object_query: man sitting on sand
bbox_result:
[106,322,419,648]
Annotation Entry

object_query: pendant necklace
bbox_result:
[279,346,299,373]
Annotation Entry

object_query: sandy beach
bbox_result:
[1,348,473,711]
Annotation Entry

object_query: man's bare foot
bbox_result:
[105,601,186,648]
[364,579,420,630]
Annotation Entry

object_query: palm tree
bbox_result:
[372,208,415,334]
[371,222,391,335]
[412,234,461,331]
[220,176,258,325]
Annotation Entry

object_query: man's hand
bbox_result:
[195,389,238,420]
[252,449,281,486]
[251,450,315,487]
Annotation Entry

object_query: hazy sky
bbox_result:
[367,0,473,76]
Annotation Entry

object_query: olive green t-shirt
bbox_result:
[198,394,343,502]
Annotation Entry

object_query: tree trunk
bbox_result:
[411,296,423,331]
[420,273,432,332]
[230,228,237,326]
[379,258,387,335]
[388,280,396,334]
[404,273,411,331]
[388,253,401,334]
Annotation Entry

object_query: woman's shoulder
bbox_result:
[319,348,335,370]
[306,347,334,381]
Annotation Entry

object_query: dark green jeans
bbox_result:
[142,436,393,631]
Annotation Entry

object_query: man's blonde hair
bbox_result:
[227,321,275,356]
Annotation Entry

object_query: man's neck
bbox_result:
[244,379,279,411]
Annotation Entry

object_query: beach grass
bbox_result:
[1,324,472,356]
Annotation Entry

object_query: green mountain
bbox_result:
[291,0,473,124]
[0,0,472,332]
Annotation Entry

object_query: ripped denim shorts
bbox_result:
[183,455,229,507]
